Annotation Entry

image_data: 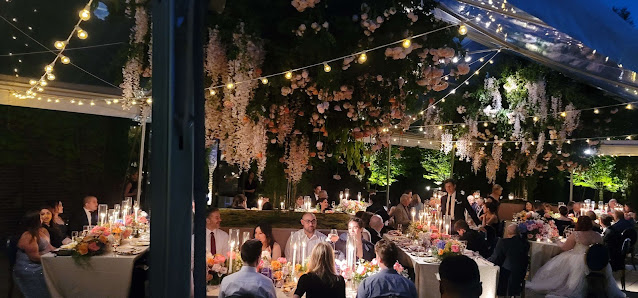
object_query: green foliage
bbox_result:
[573,157,625,199]
[421,150,451,183]
[367,146,405,187]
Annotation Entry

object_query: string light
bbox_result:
[60,56,70,64]
[47,73,56,81]
[402,39,411,48]
[627,104,633,110]
[44,65,53,73]
[76,28,88,40]
[358,53,367,63]
[533,116,539,122]
[79,8,91,21]
[209,89,216,95]
[285,71,293,79]
[29,80,37,85]
[593,108,599,114]
[560,111,566,117]
[458,24,468,35]
[226,82,235,89]
[261,77,268,84]
[54,41,66,50]
[323,64,331,72]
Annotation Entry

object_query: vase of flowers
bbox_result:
[431,238,463,261]
[206,253,228,286]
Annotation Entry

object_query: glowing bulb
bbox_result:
[402,39,411,48]
[438,125,443,130]
[358,53,367,63]
[548,141,553,145]
[226,82,235,89]
[47,73,56,80]
[37,87,44,92]
[285,71,293,79]
[146,98,152,104]
[560,111,566,117]
[323,64,331,72]
[131,100,137,105]
[76,29,88,39]
[261,77,269,84]
[54,41,66,50]
[419,127,423,131]
[60,56,70,64]
[586,139,590,143]
[29,80,37,85]
[90,101,95,106]
[106,101,112,105]
[209,89,216,95]
[627,104,633,110]
[464,56,472,62]
[452,57,459,63]
[458,24,468,35]
[44,65,53,73]
[531,141,535,145]
[40,80,48,86]
[78,101,84,105]
[479,57,485,62]
[113,99,119,104]
[483,122,488,127]
[533,116,539,122]
[55,99,60,103]
[593,108,599,114]
[79,9,91,21]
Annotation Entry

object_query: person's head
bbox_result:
[411,194,421,206]
[319,198,329,210]
[231,194,247,208]
[306,242,338,285]
[567,201,575,210]
[443,179,457,194]
[491,184,503,197]
[369,214,384,232]
[348,217,363,238]
[558,206,568,217]
[374,239,398,268]
[476,197,484,206]
[254,222,275,248]
[573,202,581,211]
[466,195,475,205]
[485,201,497,215]
[46,200,64,215]
[609,199,618,209]
[624,204,633,213]
[319,190,328,200]
[525,202,533,212]
[504,224,519,238]
[83,196,98,211]
[439,255,482,298]
[543,203,552,213]
[248,172,255,180]
[613,210,624,222]
[453,220,469,236]
[399,194,411,207]
[131,171,139,181]
[19,210,43,240]
[600,214,613,228]
[301,213,317,234]
[296,196,304,206]
[39,207,53,225]
[534,202,544,211]
[206,208,222,230]
[240,239,263,267]
[586,211,597,222]
[575,216,593,231]
[473,191,481,198]
[314,185,322,195]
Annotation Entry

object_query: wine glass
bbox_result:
[331,201,336,209]
[397,224,403,235]
[328,229,338,249]
[71,231,79,242]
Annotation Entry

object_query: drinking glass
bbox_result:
[72,231,79,242]
[397,224,403,234]
[83,225,91,235]
[242,231,251,245]
[331,201,336,209]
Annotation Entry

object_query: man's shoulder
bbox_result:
[216,229,229,237]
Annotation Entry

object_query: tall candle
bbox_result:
[445,224,449,235]
[411,209,416,223]
[280,201,284,210]
[134,206,139,222]
[292,243,297,276]
[100,213,106,226]
[301,241,307,266]
[229,241,235,273]
[258,198,263,210]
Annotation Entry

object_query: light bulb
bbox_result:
[226,82,235,89]
[79,9,91,21]
[452,57,459,63]
[47,73,56,81]
[402,39,411,48]
[77,29,88,40]
[44,65,53,73]
[323,64,331,72]
[533,116,539,122]
[90,101,95,106]
[40,80,48,86]
[209,89,216,95]
[483,122,488,127]
[37,87,44,92]
[627,104,633,110]
[146,98,152,104]
[60,56,70,64]
[464,56,471,62]
[78,101,84,105]
[358,53,367,63]
[261,77,268,84]
[29,80,37,85]
[106,101,112,105]
[285,71,293,79]
[458,24,468,35]
[560,111,566,117]
[131,100,137,105]
[54,41,66,50]
[593,108,599,114]
[113,99,119,103]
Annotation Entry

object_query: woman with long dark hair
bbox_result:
[13,210,54,298]
[40,206,65,248]
[45,200,67,237]
[294,242,346,298]
[253,222,281,259]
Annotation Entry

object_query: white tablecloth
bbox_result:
[528,240,563,279]
[41,245,148,298]
[386,235,500,298]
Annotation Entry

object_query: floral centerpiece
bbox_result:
[517,219,559,241]
[206,252,228,285]
[334,199,369,215]
[431,238,463,261]
[61,226,112,264]
[513,210,540,221]
[408,222,432,235]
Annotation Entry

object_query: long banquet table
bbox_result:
[41,244,148,298]
[385,234,500,298]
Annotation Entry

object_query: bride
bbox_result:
[526,216,625,297]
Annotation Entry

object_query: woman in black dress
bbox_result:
[294,242,346,298]
[46,200,68,237]
[124,172,139,198]
[243,172,258,208]
[40,207,65,248]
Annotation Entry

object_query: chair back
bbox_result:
[621,228,637,247]
[621,237,632,255]
[585,243,609,272]
[6,236,18,267]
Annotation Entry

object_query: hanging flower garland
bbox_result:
[283,136,310,183]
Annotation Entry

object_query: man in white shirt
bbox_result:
[192,208,229,257]
[219,239,277,298]
[284,213,326,262]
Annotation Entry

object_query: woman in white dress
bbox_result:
[526,216,625,297]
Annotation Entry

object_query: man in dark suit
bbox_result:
[488,224,529,296]
[367,214,390,244]
[611,210,634,232]
[602,214,625,271]
[310,185,321,206]
[68,195,98,235]
[441,179,480,227]
[454,220,488,258]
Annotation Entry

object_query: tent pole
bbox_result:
[386,143,391,207]
[136,107,148,208]
[569,172,574,202]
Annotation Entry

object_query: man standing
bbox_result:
[204,208,229,255]
[219,239,277,298]
[69,195,98,234]
[440,179,480,227]
[356,240,417,298]
[311,185,322,205]
[285,213,326,262]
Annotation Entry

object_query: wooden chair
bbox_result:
[585,243,610,298]
[621,228,637,270]
[620,237,632,290]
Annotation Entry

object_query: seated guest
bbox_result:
[480,201,499,231]
[554,206,574,236]
[318,197,332,213]
[40,206,67,248]
[294,242,346,298]
[534,202,545,217]
[488,224,529,296]
[608,199,618,213]
[410,194,424,213]
[68,195,98,235]
[525,201,534,212]
[542,203,553,219]
[611,210,634,233]
[13,210,54,298]
[602,215,624,272]
[357,240,417,298]
[311,185,322,205]
[388,194,412,230]
[439,255,482,298]
[203,208,230,255]
[366,195,390,223]
[219,239,277,298]
[46,200,68,237]
[285,213,326,262]
[567,201,576,216]
[295,196,305,209]
[367,214,389,244]
[454,220,488,257]
[474,197,485,218]
[332,218,375,261]
[586,211,603,233]
[253,222,281,260]
[624,204,636,223]
[261,197,273,210]
[354,211,372,242]
[231,194,248,209]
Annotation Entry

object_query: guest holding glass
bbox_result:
[356,240,417,298]
[294,242,346,298]
[13,210,54,298]
[231,194,248,209]
[219,239,276,298]
[331,218,375,262]
[253,222,281,260]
